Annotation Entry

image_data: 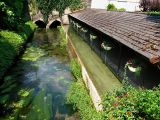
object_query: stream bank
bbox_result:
[0,28,79,120]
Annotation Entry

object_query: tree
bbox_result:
[35,0,84,24]
[69,0,84,11]
[106,3,117,11]
[35,0,55,23]
[0,0,25,30]
[140,0,160,11]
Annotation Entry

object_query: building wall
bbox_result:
[91,0,140,12]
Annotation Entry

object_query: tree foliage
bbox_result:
[106,3,117,11]
[140,0,160,11]
[103,85,160,119]
[0,0,29,30]
[35,0,54,23]
[69,0,84,11]
[35,0,83,23]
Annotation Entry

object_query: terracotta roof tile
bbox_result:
[69,9,160,64]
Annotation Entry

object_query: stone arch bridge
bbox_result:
[32,10,71,28]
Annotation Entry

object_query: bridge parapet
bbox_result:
[32,9,71,28]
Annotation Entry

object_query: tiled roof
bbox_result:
[69,9,160,64]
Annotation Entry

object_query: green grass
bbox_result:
[67,79,103,120]
[147,11,160,15]
[67,59,103,120]
[25,89,53,120]
[70,59,82,79]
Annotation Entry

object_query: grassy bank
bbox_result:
[0,21,36,79]
[67,59,103,120]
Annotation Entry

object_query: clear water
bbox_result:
[0,28,79,120]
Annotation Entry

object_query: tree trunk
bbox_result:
[59,13,63,25]
[43,14,48,25]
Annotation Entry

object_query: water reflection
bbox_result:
[0,28,78,120]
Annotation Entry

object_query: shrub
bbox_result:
[18,21,37,39]
[70,59,82,79]
[0,21,36,78]
[106,4,117,11]
[103,85,160,119]
[69,0,85,12]
[0,31,24,78]
[0,2,17,30]
[67,80,103,120]
[0,0,28,30]
[140,0,160,11]
[147,11,160,15]
[68,59,103,120]
[118,8,126,12]
[58,26,67,50]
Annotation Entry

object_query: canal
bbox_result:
[0,28,79,120]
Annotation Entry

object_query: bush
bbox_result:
[0,21,36,78]
[68,59,103,120]
[67,80,103,120]
[69,0,85,11]
[0,2,17,30]
[103,85,160,119]
[118,8,126,12]
[0,0,28,30]
[147,11,160,15]
[18,21,37,39]
[58,26,67,51]
[140,0,160,11]
[70,59,82,79]
[106,4,117,11]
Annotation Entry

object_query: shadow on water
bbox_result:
[0,28,79,120]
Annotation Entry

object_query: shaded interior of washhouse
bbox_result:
[69,16,160,89]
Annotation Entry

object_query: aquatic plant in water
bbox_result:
[4,88,34,120]
[25,89,53,120]
[22,46,45,61]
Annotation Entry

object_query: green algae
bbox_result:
[4,89,34,120]
[0,28,76,120]
[18,89,30,97]
[68,27,121,95]
[16,89,34,108]
[22,46,45,61]
[25,89,53,120]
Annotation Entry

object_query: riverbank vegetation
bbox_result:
[58,26,68,55]
[67,59,160,120]
[103,83,160,119]
[67,59,103,120]
[0,1,36,79]
[35,0,84,24]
